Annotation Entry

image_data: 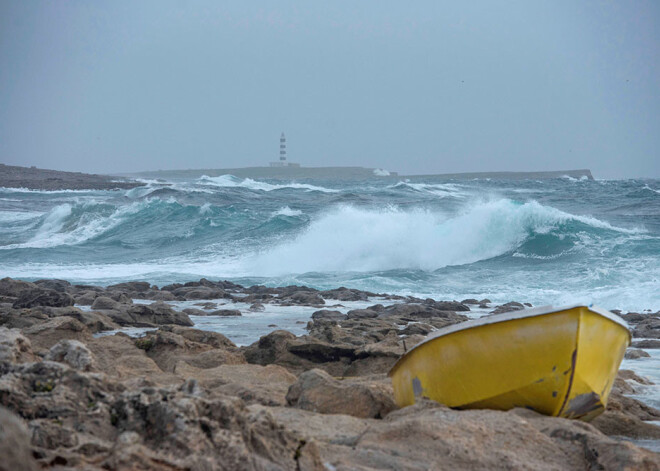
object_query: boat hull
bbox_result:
[389,305,630,421]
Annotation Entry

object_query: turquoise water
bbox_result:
[1,174,659,311]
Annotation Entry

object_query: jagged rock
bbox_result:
[461,298,480,305]
[346,308,379,319]
[175,362,297,406]
[632,339,660,349]
[242,330,297,366]
[280,290,326,306]
[98,301,193,327]
[286,368,397,419]
[0,327,36,363]
[490,301,526,315]
[170,285,229,300]
[45,340,96,371]
[34,279,71,292]
[379,303,469,323]
[399,322,433,336]
[22,316,91,350]
[47,306,118,332]
[625,348,651,360]
[0,406,39,471]
[311,310,346,321]
[423,299,471,312]
[106,281,151,293]
[207,309,242,317]
[0,277,38,298]
[12,288,74,309]
[633,318,660,338]
[320,287,373,301]
[91,296,121,310]
[136,329,245,373]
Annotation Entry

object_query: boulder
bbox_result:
[280,290,326,306]
[99,301,193,327]
[633,318,660,338]
[136,329,245,373]
[22,316,91,350]
[106,281,151,293]
[0,327,36,363]
[33,279,71,292]
[0,277,38,298]
[175,362,297,406]
[286,369,397,419]
[249,303,265,312]
[632,339,660,349]
[207,309,242,317]
[0,406,39,471]
[311,310,346,321]
[346,309,379,320]
[45,340,96,371]
[320,287,372,301]
[48,306,118,332]
[12,288,74,309]
[625,348,651,360]
[490,301,526,315]
[91,296,121,310]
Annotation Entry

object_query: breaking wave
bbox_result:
[198,175,338,193]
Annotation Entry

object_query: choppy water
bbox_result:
[1,174,659,311]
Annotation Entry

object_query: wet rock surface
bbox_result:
[0,277,658,469]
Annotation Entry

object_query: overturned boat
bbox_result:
[388,304,630,421]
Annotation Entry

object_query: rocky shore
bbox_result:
[0,164,142,191]
[1,276,659,470]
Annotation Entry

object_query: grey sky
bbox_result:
[1,1,658,178]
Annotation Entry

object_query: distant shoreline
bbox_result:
[120,166,595,182]
[0,163,594,190]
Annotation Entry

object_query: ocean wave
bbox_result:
[389,181,467,198]
[198,175,338,193]
[271,206,303,217]
[245,199,643,274]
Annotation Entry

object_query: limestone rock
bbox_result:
[286,369,397,419]
[0,326,36,363]
[0,406,39,471]
[45,339,96,371]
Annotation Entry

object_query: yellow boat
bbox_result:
[389,304,630,421]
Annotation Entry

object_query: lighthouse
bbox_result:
[269,132,300,167]
[279,132,287,162]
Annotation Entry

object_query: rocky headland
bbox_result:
[0,164,142,191]
[1,276,659,470]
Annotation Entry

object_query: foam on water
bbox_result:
[271,206,303,217]
[198,175,338,193]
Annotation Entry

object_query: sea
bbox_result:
[2,172,660,448]
[0,173,658,312]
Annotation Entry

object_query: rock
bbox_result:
[34,279,71,292]
[90,296,121,310]
[170,285,229,300]
[22,316,91,350]
[87,334,177,385]
[0,277,38,298]
[0,406,39,471]
[99,301,193,327]
[0,327,36,363]
[346,309,379,320]
[72,290,98,305]
[399,322,433,336]
[175,362,297,406]
[423,299,471,312]
[106,281,151,293]
[48,306,119,332]
[286,369,397,419]
[379,303,468,323]
[136,329,245,373]
[461,298,480,305]
[320,287,372,301]
[591,370,660,439]
[625,348,651,360]
[45,340,96,371]
[633,318,660,338]
[249,302,265,312]
[280,290,325,305]
[207,309,242,317]
[621,312,653,323]
[12,288,74,309]
[242,330,297,366]
[490,301,526,315]
[479,298,492,304]
[311,310,346,321]
[632,339,660,349]
[0,305,50,330]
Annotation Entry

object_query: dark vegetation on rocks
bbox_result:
[0,276,659,470]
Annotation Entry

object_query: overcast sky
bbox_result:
[1,1,658,178]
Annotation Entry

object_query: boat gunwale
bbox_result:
[388,304,630,377]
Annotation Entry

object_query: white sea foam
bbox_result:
[389,181,467,198]
[198,175,338,193]
[199,202,213,215]
[271,206,303,217]
[373,168,390,176]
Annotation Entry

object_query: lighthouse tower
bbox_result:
[279,132,287,162]
[269,132,300,167]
